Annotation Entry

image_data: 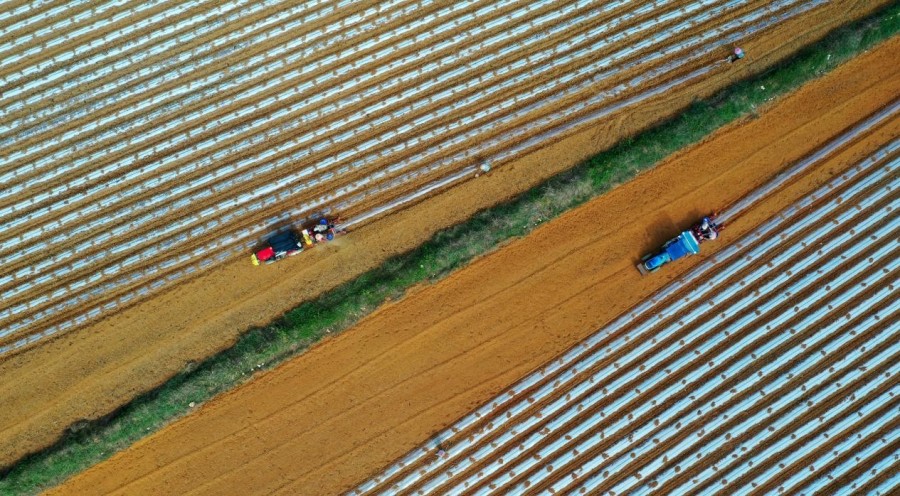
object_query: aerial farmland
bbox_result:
[0,0,897,494]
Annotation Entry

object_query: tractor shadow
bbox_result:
[640,212,677,252]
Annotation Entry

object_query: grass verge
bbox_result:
[3,5,899,494]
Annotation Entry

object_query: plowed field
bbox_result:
[0,0,891,469]
[45,35,900,495]
[353,109,899,495]
[6,0,884,355]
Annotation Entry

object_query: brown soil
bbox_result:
[450,215,899,496]
[0,0,853,333]
[0,1,891,470]
[43,35,900,495]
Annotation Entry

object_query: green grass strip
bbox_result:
[3,5,899,494]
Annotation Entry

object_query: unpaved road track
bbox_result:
[45,37,900,495]
[0,0,891,470]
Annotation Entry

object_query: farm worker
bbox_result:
[728,47,745,63]
[313,218,332,234]
[435,442,447,459]
[698,217,718,240]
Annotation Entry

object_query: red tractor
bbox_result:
[251,217,343,266]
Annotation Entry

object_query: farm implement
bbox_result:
[251,217,344,266]
[637,214,723,275]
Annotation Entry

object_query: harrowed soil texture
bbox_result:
[45,34,900,495]
[0,0,890,471]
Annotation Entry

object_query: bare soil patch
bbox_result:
[44,33,900,496]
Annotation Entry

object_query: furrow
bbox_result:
[780,423,900,496]
[0,0,336,106]
[640,308,900,494]
[618,318,900,496]
[604,295,900,496]
[544,210,900,494]
[0,0,612,226]
[732,396,900,495]
[0,0,187,70]
[0,0,561,184]
[357,157,893,493]
[0,0,824,274]
[394,172,898,494]
[836,443,900,496]
[0,2,856,352]
[0,0,788,326]
[350,139,899,494]
[525,238,899,495]
[0,0,92,40]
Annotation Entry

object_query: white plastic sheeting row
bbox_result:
[0,0,604,297]
[0,0,177,69]
[824,442,899,496]
[0,0,317,101]
[0,0,569,209]
[0,0,818,291]
[1,0,266,122]
[0,0,500,170]
[0,0,714,298]
[474,201,898,494]
[516,182,899,494]
[349,143,899,494]
[0,0,134,60]
[0,1,94,33]
[0,0,833,353]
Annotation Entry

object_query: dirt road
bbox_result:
[46,35,900,495]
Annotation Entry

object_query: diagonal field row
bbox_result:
[34,44,898,495]
[350,128,899,494]
[0,0,858,355]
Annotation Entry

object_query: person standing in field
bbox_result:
[433,439,448,460]
[727,47,745,63]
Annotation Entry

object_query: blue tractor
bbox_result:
[637,215,722,275]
